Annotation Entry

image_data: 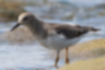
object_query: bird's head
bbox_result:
[11,12,35,31]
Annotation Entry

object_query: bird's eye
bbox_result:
[23,16,28,21]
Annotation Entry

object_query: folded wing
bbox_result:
[55,24,100,39]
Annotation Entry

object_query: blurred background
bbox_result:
[0,0,105,70]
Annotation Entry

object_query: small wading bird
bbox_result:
[11,12,100,67]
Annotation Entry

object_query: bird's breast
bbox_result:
[36,34,83,50]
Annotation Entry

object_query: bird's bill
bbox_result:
[11,23,20,31]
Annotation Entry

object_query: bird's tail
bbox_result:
[90,27,100,32]
[87,27,101,36]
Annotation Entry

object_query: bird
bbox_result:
[11,12,100,67]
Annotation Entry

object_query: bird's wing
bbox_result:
[55,25,87,39]
[43,23,100,39]
[54,24,99,39]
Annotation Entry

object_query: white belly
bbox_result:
[36,34,84,51]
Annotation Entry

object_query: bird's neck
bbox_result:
[27,20,47,39]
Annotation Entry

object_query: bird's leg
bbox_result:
[65,47,69,64]
[54,51,60,68]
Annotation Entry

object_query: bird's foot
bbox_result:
[65,58,69,64]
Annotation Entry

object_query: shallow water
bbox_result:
[0,0,105,70]
[0,44,55,70]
